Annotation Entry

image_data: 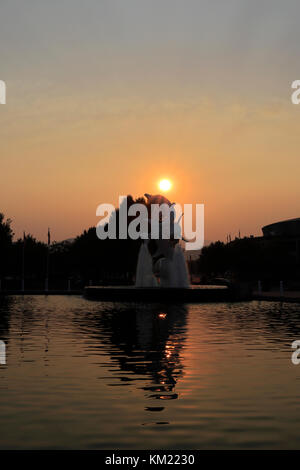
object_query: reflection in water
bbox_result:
[2,296,300,449]
[74,303,188,411]
[0,297,10,340]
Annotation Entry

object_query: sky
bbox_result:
[1,0,300,243]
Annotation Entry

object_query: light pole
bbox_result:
[45,228,50,292]
[21,232,25,292]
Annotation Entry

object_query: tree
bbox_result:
[0,213,14,278]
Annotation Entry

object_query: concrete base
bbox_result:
[84,285,232,303]
[0,290,83,296]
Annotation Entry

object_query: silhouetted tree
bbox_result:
[0,213,13,279]
[198,236,299,282]
[68,195,145,284]
[11,235,47,283]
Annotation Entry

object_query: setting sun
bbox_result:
[159,179,172,192]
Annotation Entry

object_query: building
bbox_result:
[262,218,300,238]
[261,218,300,277]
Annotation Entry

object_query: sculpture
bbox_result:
[135,194,190,288]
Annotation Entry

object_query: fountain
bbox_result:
[85,193,234,302]
[135,194,190,288]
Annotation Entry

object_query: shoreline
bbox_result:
[1,288,300,303]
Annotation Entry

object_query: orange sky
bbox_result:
[1,1,300,243]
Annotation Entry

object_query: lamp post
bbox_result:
[21,232,25,292]
[45,228,50,293]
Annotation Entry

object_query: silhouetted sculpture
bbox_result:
[135,194,189,288]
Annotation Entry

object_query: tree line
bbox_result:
[1,198,298,289]
[0,196,144,289]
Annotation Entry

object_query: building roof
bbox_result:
[262,218,300,237]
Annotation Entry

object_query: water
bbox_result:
[0,295,300,449]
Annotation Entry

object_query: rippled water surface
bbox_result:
[1,295,300,449]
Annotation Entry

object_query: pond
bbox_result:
[0,295,299,449]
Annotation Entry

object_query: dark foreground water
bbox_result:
[0,295,300,449]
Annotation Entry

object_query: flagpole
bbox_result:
[45,228,50,292]
[45,251,49,292]
[21,232,25,292]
